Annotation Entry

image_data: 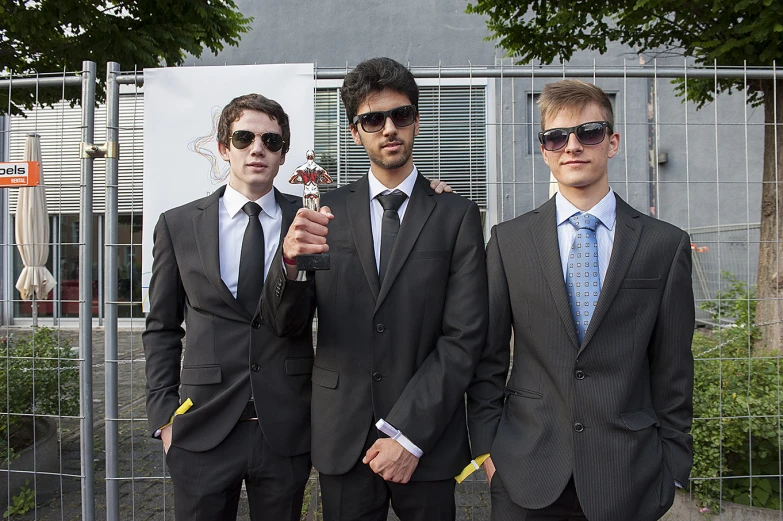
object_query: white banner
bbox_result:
[142,63,314,312]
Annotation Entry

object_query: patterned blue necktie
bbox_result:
[566,212,601,343]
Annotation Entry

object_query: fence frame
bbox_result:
[0,60,780,520]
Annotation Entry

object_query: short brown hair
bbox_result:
[537,80,613,131]
[217,94,291,155]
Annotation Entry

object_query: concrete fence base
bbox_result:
[664,491,782,521]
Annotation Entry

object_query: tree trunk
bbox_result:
[756,79,783,352]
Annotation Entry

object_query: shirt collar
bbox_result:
[222,182,279,220]
[555,188,616,231]
[368,165,419,201]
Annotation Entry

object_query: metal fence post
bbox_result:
[79,59,96,521]
[104,61,120,521]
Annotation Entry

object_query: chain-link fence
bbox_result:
[0,60,780,520]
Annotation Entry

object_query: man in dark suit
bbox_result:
[263,57,488,521]
[143,94,314,520]
[467,80,695,521]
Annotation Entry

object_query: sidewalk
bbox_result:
[5,327,490,521]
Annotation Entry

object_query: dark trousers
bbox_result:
[319,426,456,521]
[491,476,588,521]
[166,419,311,521]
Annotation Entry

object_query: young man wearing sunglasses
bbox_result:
[143,94,314,521]
[263,57,488,521]
[467,79,695,521]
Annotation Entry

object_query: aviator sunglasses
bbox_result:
[538,121,612,151]
[231,130,285,152]
[352,105,417,133]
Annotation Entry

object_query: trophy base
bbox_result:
[296,253,330,271]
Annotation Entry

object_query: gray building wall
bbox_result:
[192,1,765,255]
[192,0,500,67]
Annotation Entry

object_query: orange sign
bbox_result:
[0,162,40,187]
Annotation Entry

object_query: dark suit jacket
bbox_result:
[467,194,694,521]
[143,185,314,457]
[263,173,488,481]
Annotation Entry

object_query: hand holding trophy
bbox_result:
[287,150,333,270]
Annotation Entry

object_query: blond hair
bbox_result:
[537,80,613,131]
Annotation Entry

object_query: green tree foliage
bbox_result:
[466,0,783,351]
[0,0,252,114]
[465,0,780,106]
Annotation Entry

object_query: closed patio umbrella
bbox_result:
[15,134,56,324]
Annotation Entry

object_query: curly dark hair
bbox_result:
[217,94,291,155]
[340,57,419,126]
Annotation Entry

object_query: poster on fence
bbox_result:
[142,63,315,312]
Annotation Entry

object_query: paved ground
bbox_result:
[2,327,490,521]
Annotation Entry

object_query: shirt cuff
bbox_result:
[375,418,424,458]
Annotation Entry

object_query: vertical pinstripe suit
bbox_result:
[468,193,695,521]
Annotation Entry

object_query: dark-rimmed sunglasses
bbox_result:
[352,105,417,133]
[231,130,285,152]
[538,121,612,151]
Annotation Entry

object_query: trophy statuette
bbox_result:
[289,150,333,270]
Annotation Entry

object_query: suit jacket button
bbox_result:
[573,422,584,433]
[575,370,585,380]
[252,319,261,329]
[251,363,260,372]
[372,372,383,382]
[376,324,385,333]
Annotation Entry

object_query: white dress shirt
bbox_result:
[219,183,281,297]
[556,188,616,285]
[368,166,419,272]
[366,166,424,459]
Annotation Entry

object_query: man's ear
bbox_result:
[607,132,620,159]
[350,124,363,146]
[218,141,230,162]
[414,113,420,137]
[279,153,286,166]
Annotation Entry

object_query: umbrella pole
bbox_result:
[31,293,38,327]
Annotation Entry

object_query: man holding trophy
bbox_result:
[264,57,488,521]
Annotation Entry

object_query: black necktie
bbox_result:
[376,190,408,285]
[237,202,265,315]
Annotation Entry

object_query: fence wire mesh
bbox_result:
[0,59,779,520]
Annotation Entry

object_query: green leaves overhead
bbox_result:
[467,0,782,105]
[0,0,252,114]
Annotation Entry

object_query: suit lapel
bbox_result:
[376,175,435,311]
[193,185,251,319]
[346,176,381,301]
[531,197,580,348]
[579,195,642,355]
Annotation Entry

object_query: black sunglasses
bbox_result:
[352,105,417,133]
[231,130,285,153]
[538,121,612,151]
